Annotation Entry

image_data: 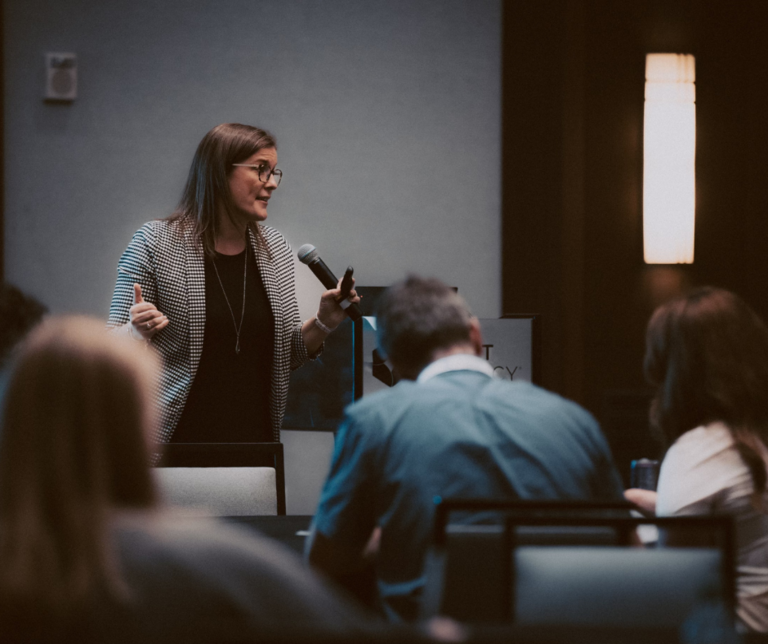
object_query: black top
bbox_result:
[172,248,274,443]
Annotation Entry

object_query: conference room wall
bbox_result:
[2,0,500,514]
[2,0,501,322]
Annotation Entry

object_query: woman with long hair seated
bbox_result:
[0,316,370,643]
[625,287,768,632]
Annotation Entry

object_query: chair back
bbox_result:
[154,442,286,515]
[422,499,734,628]
[514,544,723,627]
[422,524,509,623]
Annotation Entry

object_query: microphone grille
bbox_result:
[297,244,318,264]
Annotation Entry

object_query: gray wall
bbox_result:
[4,0,501,322]
[3,0,501,513]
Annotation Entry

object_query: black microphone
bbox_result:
[297,244,362,321]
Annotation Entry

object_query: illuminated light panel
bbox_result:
[643,53,696,264]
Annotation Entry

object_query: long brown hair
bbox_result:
[0,317,159,633]
[644,287,768,503]
[168,123,277,256]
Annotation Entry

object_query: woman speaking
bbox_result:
[108,123,356,445]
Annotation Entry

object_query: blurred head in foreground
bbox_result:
[0,316,159,627]
[645,286,768,502]
[375,275,480,380]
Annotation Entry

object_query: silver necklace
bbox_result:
[212,244,247,354]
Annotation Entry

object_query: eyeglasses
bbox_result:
[232,163,283,186]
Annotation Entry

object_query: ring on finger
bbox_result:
[146,321,152,330]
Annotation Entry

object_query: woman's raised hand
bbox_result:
[316,278,361,331]
[129,283,169,340]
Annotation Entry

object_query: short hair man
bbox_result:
[307,276,624,622]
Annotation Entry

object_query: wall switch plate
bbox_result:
[45,52,77,101]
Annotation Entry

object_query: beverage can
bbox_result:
[630,458,660,491]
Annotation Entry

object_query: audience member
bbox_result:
[0,316,373,644]
[307,275,624,622]
[0,282,46,385]
[625,287,768,632]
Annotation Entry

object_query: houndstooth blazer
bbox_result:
[108,218,312,443]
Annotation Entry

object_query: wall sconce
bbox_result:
[643,53,696,264]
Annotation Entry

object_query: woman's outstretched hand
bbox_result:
[315,277,361,332]
[129,283,169,340]
[301,277,362,354]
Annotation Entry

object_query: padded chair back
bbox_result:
[154,442,286,515]
[422,499,734,627]
[514,545,723,627]
[154,466,278,515]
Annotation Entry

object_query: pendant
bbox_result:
[235,339,241,355]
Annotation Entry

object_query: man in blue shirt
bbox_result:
[307,276,624,622]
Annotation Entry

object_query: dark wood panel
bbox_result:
[502,0,768,468]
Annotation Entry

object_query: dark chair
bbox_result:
[422,499,735,629]
[433,499,637,546]
[422,499,633,622]
[154,442,286,515]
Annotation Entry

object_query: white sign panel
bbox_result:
[477,318,535,383]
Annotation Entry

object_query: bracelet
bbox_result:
[314,314,336,335]
[128,323,146,342]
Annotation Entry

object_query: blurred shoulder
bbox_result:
[114,511,301,572]
[108,512,374,636]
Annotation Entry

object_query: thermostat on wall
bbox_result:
[45,52,77,101]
